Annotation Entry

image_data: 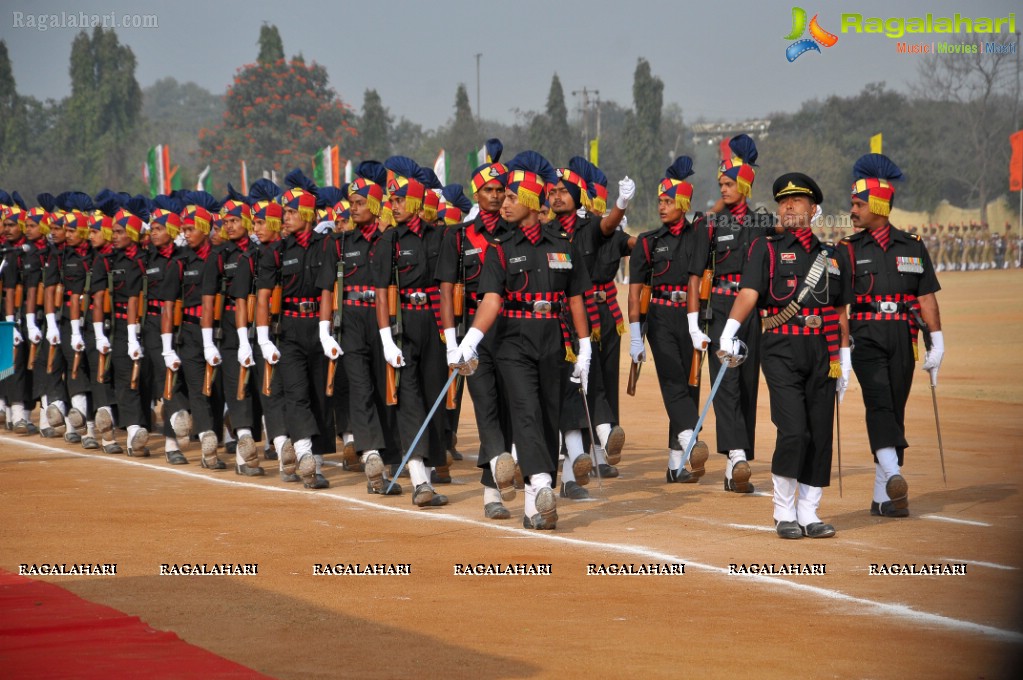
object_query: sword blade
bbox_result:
[578,378,603,496]
[931,382,947,487]
[386,368,460,494]
[835,391,843,498]
[680,360,730,469]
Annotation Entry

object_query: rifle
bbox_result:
[203,276,226,397]
[237,288,257,401]
[385,239,401,406]
[28,281,43,366]
[165,299,183,401]
[447,223,467,410]
[263,284,282,396]
[131,273,147,390]
[97,268,114,383]
[326,230,344,397]
[72,270,92,380]
[13,283,23,363]
[627,282,650,396]
[48,283,63,373]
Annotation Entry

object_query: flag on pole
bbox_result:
[870,133,883,154]
[589,138,599,167]
[1010,130,1023,192]
[313,146,331,187]
[240,160,249,191]
[144,145,170,197]
[478,144,489,165]
[331,147,341,188]
[197,165,212,192]
[344,159,353,184]
[433,150,447,185]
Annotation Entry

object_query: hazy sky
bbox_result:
[1,0,1020,129]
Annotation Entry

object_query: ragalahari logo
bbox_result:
[785,7,839,61]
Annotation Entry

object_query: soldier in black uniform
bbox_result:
[719,173,851,539]
[1,194,39,435]
[44,195,95,447]
[437,147,517,519]
[21,199,59,437]
[144,195,192,465]
[203,186,262,476]
[627,157,711,484]
[90,197,152,457]
[843,154,944,518]
[698,135,770,493]
[453,151,592,530]
[373,156,450,507]
[548,159,631,499]
[257,170,340,489]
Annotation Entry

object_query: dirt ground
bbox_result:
[2,269,1022,679]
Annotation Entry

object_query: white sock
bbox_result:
[726,449,747,480]
[65,417,76,430]
[274,435,287,455]
[12,404,25,423]
[237,428,252,439]
[38,400,50,429]
[772,475,798,523]
[165,436,180,452]
[595,423,612,449]
[361,449,379,463]
[51,399,66,417]
[524,482,537,517]
[561,455,576,483]
[876,446,899,479]
[796,483,824,526]
[86,421,96,437]
[127,425,140,444]
[343,432,354,445]
[483,487,502,505]
[72,394,88,414]
[873,464,889,503]
[564,430,585,461]
[294,437,313,457]
[407,457,429,487]
[524,473,552,517]
[677,428,694,453]
[668,448,683,470]
[593,445,608,465]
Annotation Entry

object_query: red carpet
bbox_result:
[0,569,270,679]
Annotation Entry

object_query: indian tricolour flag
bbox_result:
[313,145,342,188]
[433,150,447,186]
[144,145,170,197]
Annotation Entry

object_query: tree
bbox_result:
[198,26,358,192]
[59,27,143,190]
[257,24,284,65]
[529,74,574,165]
[0,40,28,160]
[622,59,664,224]
[359,89,392,160]
[437,84,478,186]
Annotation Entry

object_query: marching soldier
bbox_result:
[453,150,592,530]
[437,142,517,518]
[842,154,943,517]
[698,135,771,493]
[627,157,711,484]
[719,172,851,539]
[90,196,152,457]
[255,170,340,489]
[373,156,450,507]
[1,192,39,435]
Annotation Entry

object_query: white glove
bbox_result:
[201,327,221,366]
[26,316,42,344]
[161,332,181,370]
[379,327,405,368]
[573,337,592,389]
[126,323,143,360]
[921,330,944,386]
[718,318,742,359]
[236,328,255,368]
[616,176,636,210]
[687,312,710,351]
[837,347,852,403]
[70,319,85,352]
[456,327,484,365]
[7,316,20,346]
[444,327,461,366]
[319,320,342,359]
[629,321,645,363]
[45,313,61,346]
[93,322,111,354]
[256,326,280,365]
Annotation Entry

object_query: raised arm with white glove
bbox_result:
[616,176,636,210]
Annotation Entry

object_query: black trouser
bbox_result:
[4,317,34,409]
[468,317,512,489]
[340,305,398,461]
[107,319,151,429]
[279,315,335,455]
[143,317,190,438]
[761,332,834,487]
[176,322,216,435]
[595,300,623,424]
[647,303,700,450]
[707,293,761,459]
[391,308,446,467]
[331,352,350,438]
[851,320,914,466]
[496,318,563,481]
[218,311,257,434]
[56,317,90,404]
[31,317,67,410]
[253,340,286,443]
[83,317,114,417]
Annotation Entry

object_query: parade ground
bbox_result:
[2,268,1022,679]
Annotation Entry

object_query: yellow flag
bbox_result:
[589,138,599,166]
[870,133,882,154]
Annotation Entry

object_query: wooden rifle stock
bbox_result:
[130,359,140,390]
[47,344,57,373]
[385,364,397,406]
[262,361,274,396]
[71,351,82,380]
[202,363,216,396]
[35,281,44,306]
[97,351,107,383]
[452,283,465,317]
[326,359,336,397]
[688,350,703,387]
[689,268,714,387]
[639,284,651,314]
[246,294,256,324]
[627,360,641,396]
[164,367,175,401]
[237,365,248,401]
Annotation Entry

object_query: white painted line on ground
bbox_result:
[922,514,992,527]
[940,558,1019,571]
[4,435,1022,644]
[726,523,775,533]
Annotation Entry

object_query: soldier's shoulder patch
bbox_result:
[907,232,921,241]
